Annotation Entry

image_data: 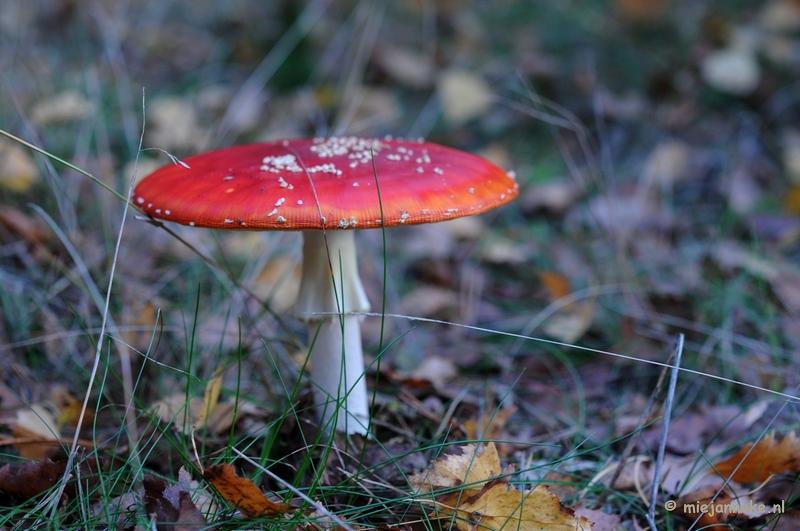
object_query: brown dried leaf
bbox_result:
[538,272,572,301]
[0,458,102,502]
[714,432,800,483]
[203,463,293,519]
[0,207,50,245]
[143,473,210,530]
[0,459,67,499]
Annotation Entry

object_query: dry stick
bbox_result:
[601,346,675,503]
[646,334,684,531]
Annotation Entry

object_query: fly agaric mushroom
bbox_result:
[133,137,518,435]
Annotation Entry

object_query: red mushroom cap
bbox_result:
[133,137,518,230]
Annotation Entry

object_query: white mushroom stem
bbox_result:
[296,230,371,435]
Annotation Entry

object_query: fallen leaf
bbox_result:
[196,370,223,428]
[149,372,239,435]
[713,432,800,483]
[573,506,621,531]
[0,142,40,193]
[13,404,60,459]
[143,472,210,530]
[409,356,458,390]
[712,241,800,313]
[0,459,67,500]
[613,0,670,22]
[781,129,800,185]
[203,463,293,519]
[0,207,50,246]
[437,479,591,531]
[700,28,761,96]
[785,186,800,214]
[411,443,592,531]
[538,272,572,301]
[0,458,102,502]
[760,0,800,33]
[253,256,301,313]
[147,96,202,152]
[373,47,434,88]
[411,443,504,493]
[31,91,93,125]
[642,140,691,188]
[398,286,460,320]
[437,69,492,125]
[464,407,518,443]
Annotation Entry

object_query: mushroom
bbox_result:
[133,136,518,435]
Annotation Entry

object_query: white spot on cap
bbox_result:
[399,210,409,223]
[416,167,424,173]
[155,209,161,214]
[422,209,429,214]
[278,177,289,188]
[268,208,278,217]
[262,154,302,172]
[308,163,342,175]
[297,200,303,205]
[276,216,286,223]
[507,170,517,179]
[349,216,357,227]
[353,182,359,187]
[468,188,474,194]
[189,221,195,227]
[275,198,285,207]
[434,167,443,175]
[147,203,152,209]
[136,197,144,204]
[223,176,234,181]
[338,218,348,228]
[165,210,171,215]
[224,219,234,224]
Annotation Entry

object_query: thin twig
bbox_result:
[646,334,684,530]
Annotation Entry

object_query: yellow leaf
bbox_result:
[438,480,592,531]
[197,370,223,428]
[411,443,503,493]
[411,443,592,531]
[0,142,40,193]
